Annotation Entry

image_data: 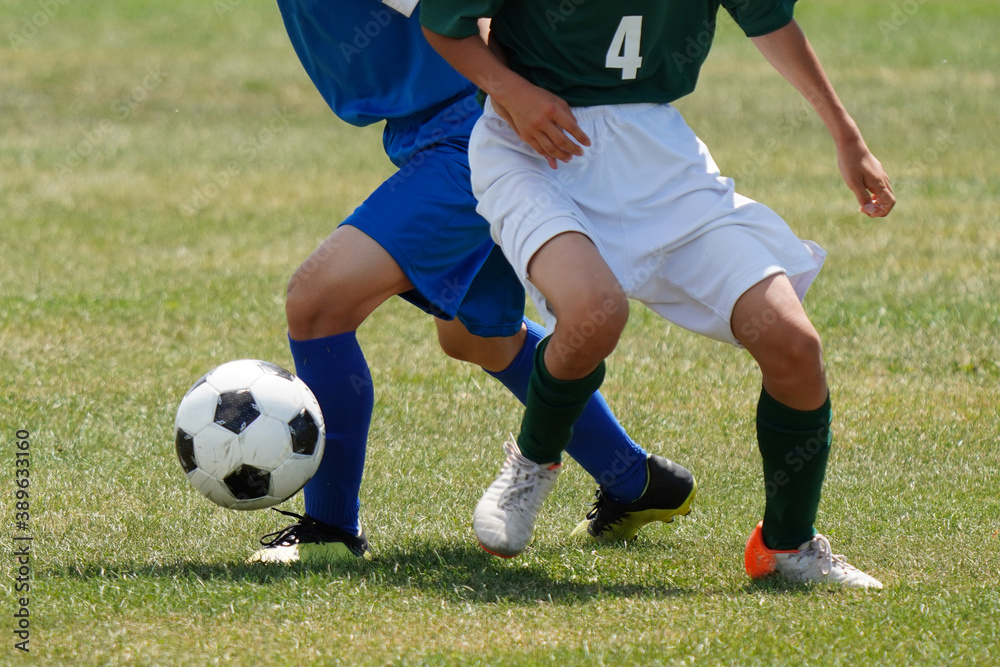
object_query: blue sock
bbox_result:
[289,332,371,534]
[485,319,648,503]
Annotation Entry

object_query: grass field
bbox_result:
[2,0,998,664]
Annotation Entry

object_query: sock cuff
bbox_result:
[757,386,832,431]
[757,387,832,454]
[484,318,543,383]
[288,331,359,363]
[532,336,606,405]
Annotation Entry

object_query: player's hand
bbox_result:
[837,139,895,217]
[495,79,590,170]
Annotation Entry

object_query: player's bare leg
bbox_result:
[435,317,526,373]
[731,273,827,411]
[527,232,629,380]
[286,224,414,340]
[253,226,412,563]
[732,273,881,588]
[473,232,630,557]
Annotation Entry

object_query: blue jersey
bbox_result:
[276,0,476,127]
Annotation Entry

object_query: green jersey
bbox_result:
[421,0,797,107]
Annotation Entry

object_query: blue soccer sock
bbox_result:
[484,318,648,503]
[289,332,372,535]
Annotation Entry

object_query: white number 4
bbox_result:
[606,16,643,80]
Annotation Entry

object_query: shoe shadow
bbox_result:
[360,543,700,603]
[50,543,699,604]
[740,577,840,595]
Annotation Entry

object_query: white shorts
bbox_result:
[469,100,826,346]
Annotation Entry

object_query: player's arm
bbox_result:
[751,20,895,218]
[421,25,590,168]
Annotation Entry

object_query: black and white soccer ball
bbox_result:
[174,359,325,510]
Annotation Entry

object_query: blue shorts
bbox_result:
[341,93,525,338]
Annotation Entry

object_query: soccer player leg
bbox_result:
[434,317,527,374]
[732,273,829,550]
[435,252,654,510]
[441,313,693,542]
[528,233,697,544]
[472,232,627,557]
[734,275,881,588]
[253,225,412,564]
[514,232,627,467]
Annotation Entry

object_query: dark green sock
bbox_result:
[516,336,606,464]
[757,387,832,550]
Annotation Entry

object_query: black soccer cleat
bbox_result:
[571,455,697,542]
[248,508,372,563]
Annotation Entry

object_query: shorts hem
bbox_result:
[510,217,591,284]
[455,317,523,339]
[338,218,461,320]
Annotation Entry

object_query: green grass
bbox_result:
[2,0,999,664]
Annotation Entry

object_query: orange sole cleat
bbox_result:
[744,521,797,579]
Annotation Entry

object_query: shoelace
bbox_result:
[584,489,606,520]
[796,534,857,576]
[496,441,544,511]
[258,508,314,547]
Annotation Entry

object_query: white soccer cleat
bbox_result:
[756,527,883,589]
[474,439,562,558]
[745,522,882,588]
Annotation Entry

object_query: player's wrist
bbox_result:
[485,70,536,109]
[821,106,863,145]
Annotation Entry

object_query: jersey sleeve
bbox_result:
[721,0,798,38]
[419,0,505,39]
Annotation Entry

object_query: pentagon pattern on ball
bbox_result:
[224,465,272,501]
[214,389,260,434]
[175,429,198,474]
[288,409,320,456]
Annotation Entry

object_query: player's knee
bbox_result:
[788,327,823,366]
[569,290,628,339]
[285,269,361,339]
[766,327,825,385]
[284,280,322,339]
[436,330,475,362]
[552,293,628,366]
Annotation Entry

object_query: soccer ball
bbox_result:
[174,359,325,510]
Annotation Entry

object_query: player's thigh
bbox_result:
[731,273,818,345]
[731,274,825,382]
[286,225,413,338]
